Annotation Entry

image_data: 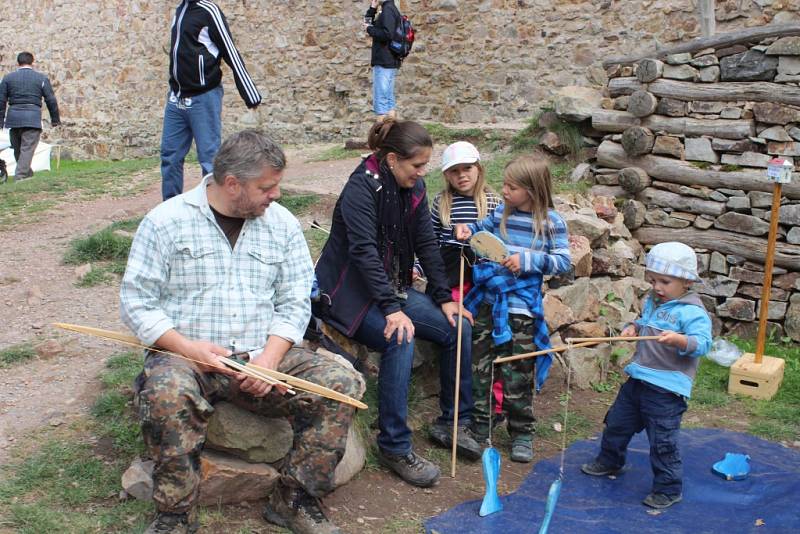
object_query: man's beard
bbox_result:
[231,191,268,218]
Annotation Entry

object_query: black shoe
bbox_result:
[377,448,440,487]
[581,461,625,477]
[144,512,198,534]
[643,492,682,509]
[428,422,483,461]
[262,483,342,534]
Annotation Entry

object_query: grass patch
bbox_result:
[721,164,742,172]
[304,228,329,260]
[0,343,37,368]
[280,191,321,215]
[537,410,593,445]
[423,123,507,152]
[510,114,542,152]
[63,218,140,287]
[690,161,712,170]
[308,146,363,162]
[0,158,158,227]
[0,351,150,532]
[691,337,800,440]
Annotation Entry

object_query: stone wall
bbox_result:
[3,1,800,158]
[568,31,800,342]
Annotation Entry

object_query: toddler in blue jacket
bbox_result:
[581,242,712,509]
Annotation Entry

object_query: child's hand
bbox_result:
[454,224,472,241]
[500,253,521,274]
[620,324,637,337]
[658,330,688,350]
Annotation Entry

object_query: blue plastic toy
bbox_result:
[712,452,751,481]
[480,446,503,516]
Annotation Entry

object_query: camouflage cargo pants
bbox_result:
[472,305,537,439]
[134,348,364,513]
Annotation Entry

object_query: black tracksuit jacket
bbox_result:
[366,0,402,69]
[169,0,261,107]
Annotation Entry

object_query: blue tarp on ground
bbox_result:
[425,428,800,534]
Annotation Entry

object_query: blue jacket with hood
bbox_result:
[625,291,712,398]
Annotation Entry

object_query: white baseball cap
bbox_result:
[441,141,481,172]
[646,242,701,281]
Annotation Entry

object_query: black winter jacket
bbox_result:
[169,0,261,107]
[315,157,451,337]
[366,0,402,69]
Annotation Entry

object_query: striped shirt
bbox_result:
[431,191,501,247]
[120,176,313,351]
[468,205,571,317]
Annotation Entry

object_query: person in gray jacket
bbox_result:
[0,52,60,181]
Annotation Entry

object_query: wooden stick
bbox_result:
[565,336,661,343]
[53,323,368,409]
[494,341,601,364]
[221,359,296,395]
[451,252,465,478]
[755,182,782,364]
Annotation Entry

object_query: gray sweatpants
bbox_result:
[10,127,42,179]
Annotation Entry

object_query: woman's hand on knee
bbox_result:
[384,310,414,344]
[441,301,474,327]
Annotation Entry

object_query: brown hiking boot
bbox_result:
[144,511,198,534]
[262,482,342,534]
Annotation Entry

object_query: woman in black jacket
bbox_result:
[315,120,481,488]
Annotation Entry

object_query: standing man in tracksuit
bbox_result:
[161,0,262,201]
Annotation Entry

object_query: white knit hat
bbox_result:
[441,141,481,172]
[646,242,700,281]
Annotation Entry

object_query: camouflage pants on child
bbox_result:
[471,304,537,439]
[134,348,364,513]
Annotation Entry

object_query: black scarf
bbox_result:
[373,158,415,293]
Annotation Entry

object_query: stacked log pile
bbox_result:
[562,27,800,342]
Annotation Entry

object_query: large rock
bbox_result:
[591,247,633,277]
[544,294,576,332]
[655,99,687,118]
[756,300,788,321]
[697,275,739,298]
[122,458,154,501]
[333,424,366,488]
[621,199,646,230]
[720,151,772,168]
[684,137,718,163]
[785,294,800,342]
[554,86,603,122]
[563,321,607,340]
[549,277,601,323]
[759,126,792,142]
[725,320,783,340]
[199,451,280,505]
[561,211,611,247]
[736,284,789,302]
[752,102,800,125]
[568,234,592,277]
[778,204,800,225]
[592,195,618,222]
[717,297,756,321]
[652,135,684,158]
[564,344,612,390]
[719,50,778,82]
[663,64,698,81]
[207,402,293,464]
[713,212,770,236]
[766,36,800,56]
[645,208,691,228]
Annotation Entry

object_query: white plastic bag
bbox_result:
[706,338,742,367]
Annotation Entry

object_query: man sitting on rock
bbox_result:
[120,129,363,534]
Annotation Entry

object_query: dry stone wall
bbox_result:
[568,30,800,342]
[3,1,800,158]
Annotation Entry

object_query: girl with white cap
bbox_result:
[581,241,713,510]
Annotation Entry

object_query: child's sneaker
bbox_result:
[642,492,682,509]
[580,461,625,476]
[510,436,533,463]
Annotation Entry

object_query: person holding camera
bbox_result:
[364,0,401,121]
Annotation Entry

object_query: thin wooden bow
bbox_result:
[53,323,367,410]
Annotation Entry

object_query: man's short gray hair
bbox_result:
[212,129,286,184]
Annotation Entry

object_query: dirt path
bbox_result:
[0,144,360,464]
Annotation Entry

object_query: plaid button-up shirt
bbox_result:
[120,176,313,352]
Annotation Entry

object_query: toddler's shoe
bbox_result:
[580,461,625,476]
[643,492,683,509]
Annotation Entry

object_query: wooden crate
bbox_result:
[727,353,785,400]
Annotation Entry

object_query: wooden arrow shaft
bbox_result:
[53,323,367,410]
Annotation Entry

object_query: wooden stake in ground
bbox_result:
[451,250,466,478]
[756,160,791,363]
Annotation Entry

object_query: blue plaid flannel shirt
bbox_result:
[463,262,553,391]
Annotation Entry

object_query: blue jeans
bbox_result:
[597,378,688,496]
[372,66,397,115]
[353,288,473,455]
[160,86,223,201]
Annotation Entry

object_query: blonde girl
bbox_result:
[455,155,571,462]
